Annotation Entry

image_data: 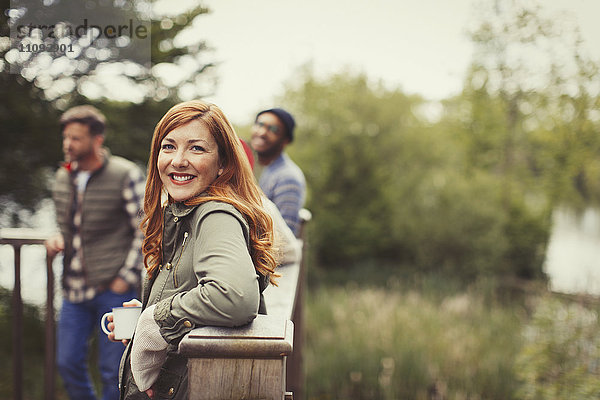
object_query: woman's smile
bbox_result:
[169,173,196,183]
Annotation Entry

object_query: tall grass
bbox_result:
[304,275,528,399]
[304,268,600,400]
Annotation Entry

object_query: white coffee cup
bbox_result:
[101,306,142,340]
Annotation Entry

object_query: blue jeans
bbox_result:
[57,288,137,400]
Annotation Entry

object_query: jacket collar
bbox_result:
[166,192,211,217]
[168,201,198,218]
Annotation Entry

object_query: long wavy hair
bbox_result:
[141,100,277,283]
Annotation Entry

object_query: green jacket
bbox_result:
[119,200,269,400]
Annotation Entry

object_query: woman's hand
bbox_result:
[106,298,143,346]
[123,298,143,308]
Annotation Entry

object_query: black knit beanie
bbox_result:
[256,108,296,142]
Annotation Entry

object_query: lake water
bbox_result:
[2,204,600,308]
[544,206,600,295]
[0,199,64,309]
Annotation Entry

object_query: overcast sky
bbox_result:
[166,0,600,124]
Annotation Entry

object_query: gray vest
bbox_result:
[53,154,140,288]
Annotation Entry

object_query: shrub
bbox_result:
[515,296,600,399]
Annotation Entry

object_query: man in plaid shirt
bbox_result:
[45,105,144,400]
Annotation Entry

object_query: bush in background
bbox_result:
[283,70,551,282]
[515,296,600,399]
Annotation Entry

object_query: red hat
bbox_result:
[239,138,255,170]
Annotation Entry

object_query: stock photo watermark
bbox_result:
[8,0,151,74]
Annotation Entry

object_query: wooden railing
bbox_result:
[0,228,55,400]
[2,208,311,400]
[179,208,311,399]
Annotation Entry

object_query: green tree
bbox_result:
[0,73,61,213]
[279,69,523,280]
[0,0,216,218]
[532,54,600,208]
[281,70,425,266]
[457,0,600,207]
[2,0,214,103]
[434,0,600,279]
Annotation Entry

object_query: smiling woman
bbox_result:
[106,100,278,400]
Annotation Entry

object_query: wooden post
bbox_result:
[12,244,23,400]
[287,208,312,399]
[45,253,56,400]
[179,315,293,400]
[1,229,53,400]
[287,264,304,399]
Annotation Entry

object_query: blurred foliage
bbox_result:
[277,0,600,282]
[1,0,215,103]
[0,287,63,399]
[281,68,551,281]
[305,273,600,400]
[2,0,598,284]
[0,73,62,211]
[0,0,216,219]
[460,0,600,208]
[515,296,600,399]
[305,278,527,400]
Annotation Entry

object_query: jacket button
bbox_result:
[173,216,179,222]
[165,263,172,270]
[183,320,192,328]
[168,387,175,395]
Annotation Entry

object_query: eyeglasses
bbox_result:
[254,121,280,134]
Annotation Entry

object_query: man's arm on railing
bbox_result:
[44,233,64,258]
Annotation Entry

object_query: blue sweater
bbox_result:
[259,153,306,236]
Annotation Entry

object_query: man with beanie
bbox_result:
[251,108,306,236]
